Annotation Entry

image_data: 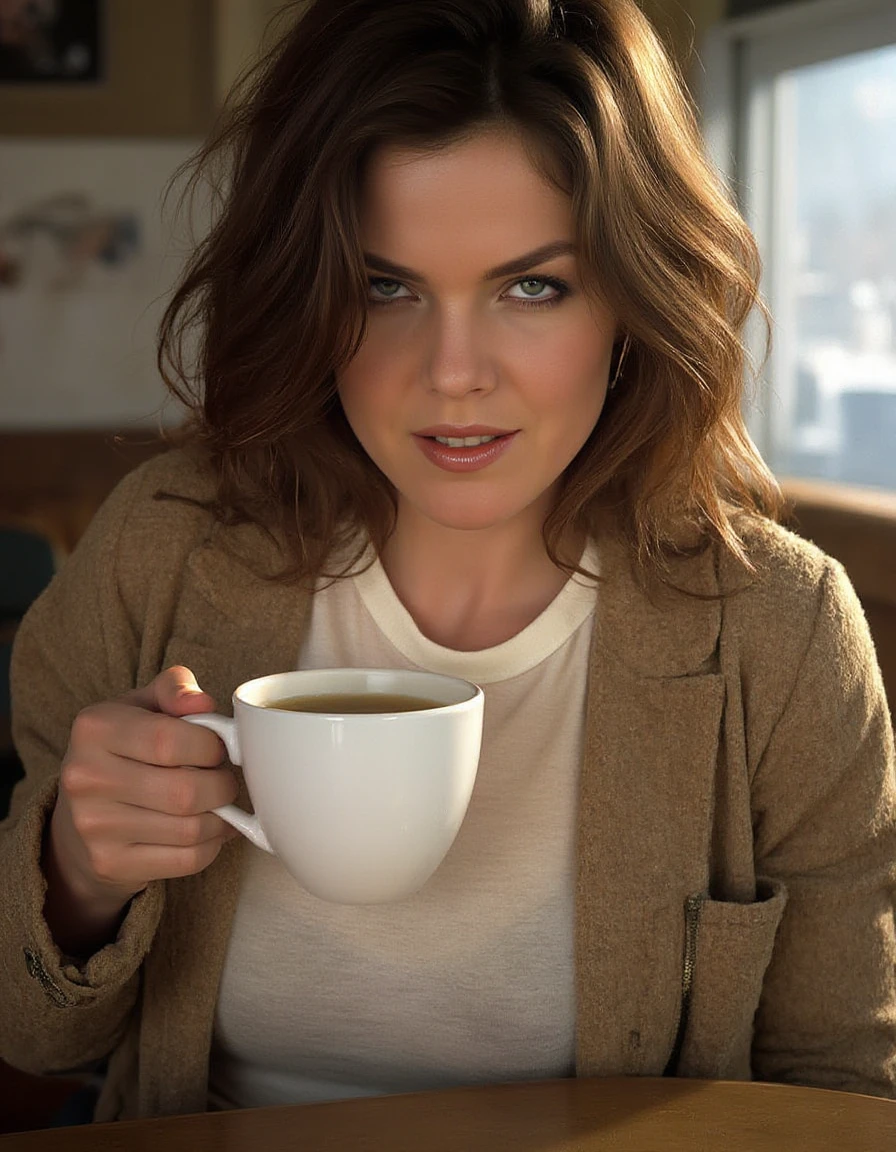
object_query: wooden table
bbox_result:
[3,1077,895,1151]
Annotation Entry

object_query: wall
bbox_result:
[0,138,207,428]
[215,0,296,104]
[0,1,216,431]
[729,0,793,13]
[640,0,726,82]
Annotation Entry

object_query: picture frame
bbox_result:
[0,0,214,137]
[0,0,103,84]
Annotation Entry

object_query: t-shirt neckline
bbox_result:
[352,541,599,685]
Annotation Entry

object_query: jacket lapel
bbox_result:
[574,536,726,1076]
[139,520,312,1117]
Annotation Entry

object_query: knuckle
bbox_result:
[59,758,92,798]
[167,774,201,817]
[70,705,108,750]
[149,720,180,767]
[70,806,104,842]
[178,814,204,846]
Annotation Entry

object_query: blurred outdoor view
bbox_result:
[776,42,896,490]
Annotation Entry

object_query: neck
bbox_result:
[379,501,582,651]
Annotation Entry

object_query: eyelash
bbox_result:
[366,275,571,311]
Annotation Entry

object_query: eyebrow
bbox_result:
[362,240,577,284]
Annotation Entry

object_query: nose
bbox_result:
[424,305,496,399]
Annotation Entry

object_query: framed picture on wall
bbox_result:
[0,0,103,84]
[0,0,213,136]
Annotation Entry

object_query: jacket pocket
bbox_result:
[669,878,788,1080]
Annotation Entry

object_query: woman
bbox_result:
[2,0,894,1123]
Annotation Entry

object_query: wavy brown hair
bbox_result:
[158,0,781,585]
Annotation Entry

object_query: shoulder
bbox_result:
[718,515,879,713]
[723,514,833,615]
[660,515,846,657]
[78,447,218,560]
[728,514,865,626]
[43,448,222,632]
[101,446,218,515]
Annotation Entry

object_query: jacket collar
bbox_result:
[179,521,723,682]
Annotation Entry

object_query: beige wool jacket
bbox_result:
[1,449,895,1122]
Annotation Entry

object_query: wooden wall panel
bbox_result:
[0,430,167,554]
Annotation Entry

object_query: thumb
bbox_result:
[124,665,217,717]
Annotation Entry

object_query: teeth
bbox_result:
[433,435,497,447]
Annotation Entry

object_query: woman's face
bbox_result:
[337,128,618,536]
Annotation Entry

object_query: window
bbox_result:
[701,0,896,490]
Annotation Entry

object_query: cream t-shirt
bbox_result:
[208,544,598,1110]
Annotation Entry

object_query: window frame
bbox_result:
[699,0,896,469]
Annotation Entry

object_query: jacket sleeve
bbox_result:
[0,466,169,1076]
[749,557,896,1097]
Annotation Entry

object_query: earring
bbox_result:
[609,333,631,391]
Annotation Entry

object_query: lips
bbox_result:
[413,428,518,473]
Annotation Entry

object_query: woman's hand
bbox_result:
[42,666,239,956]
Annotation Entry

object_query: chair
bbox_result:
[0,524,58,820]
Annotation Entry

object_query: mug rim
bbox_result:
[233,667,483,717]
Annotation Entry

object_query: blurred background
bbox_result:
[1,0,894,524]
[0,0,894,1135]
[1,0,894,526]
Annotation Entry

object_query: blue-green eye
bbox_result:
[505,276,569,307]
[368,278,411,303]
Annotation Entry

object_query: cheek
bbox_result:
[337,326,410,415]
[336,361,403,458]
[525,332,613,420]
[337,333,380,409]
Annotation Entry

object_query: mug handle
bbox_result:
[182,713,274,855]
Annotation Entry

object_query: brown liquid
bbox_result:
[264,692,444,714]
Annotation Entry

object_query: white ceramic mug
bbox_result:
[184,668,483,904]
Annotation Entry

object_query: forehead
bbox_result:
[358,130,573,251]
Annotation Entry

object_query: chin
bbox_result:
[406,490,542,535]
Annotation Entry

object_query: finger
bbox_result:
[63,754,239,815]
[70,703,225,769]
[123,665,217,717]
[95,837,234,888]
[72,804,238,850]
[138,764,241,817]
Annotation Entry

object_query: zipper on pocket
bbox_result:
[663,893,704,1076]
